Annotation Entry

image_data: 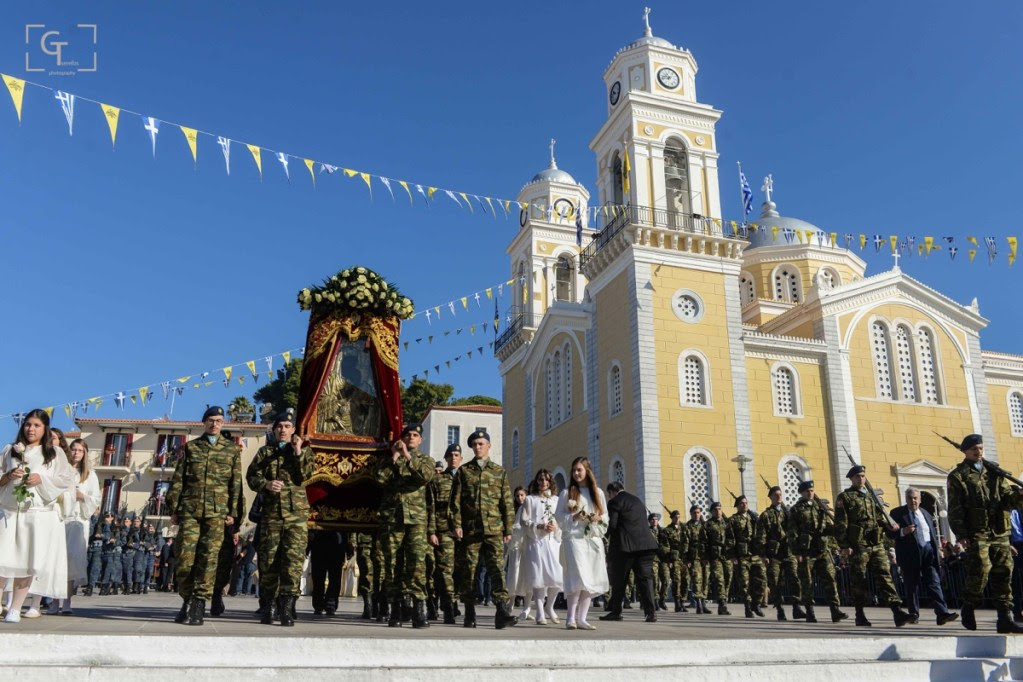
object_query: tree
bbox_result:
[400,378,454,424]
[450,395,502,407]
[253,358,303,422]
[227,396,255,422]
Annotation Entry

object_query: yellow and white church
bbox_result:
[495,14,1023,541]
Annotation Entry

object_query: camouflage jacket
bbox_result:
[429,467,458,537]
[756,504,792,559]
[686,519,704,561]
[245,441,315,521]
[786,497,834,556]
[700,517,731,560]
[834,486,887,549]
[449,456,514,537]
[374,447,435,527]
[659,523,686,561]
[727,512,759,559]
[947,459,1023,540]
[166,434,245,521]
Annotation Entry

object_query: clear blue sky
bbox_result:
[1,1,1021,431]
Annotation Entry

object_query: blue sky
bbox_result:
[1,1,1021,431]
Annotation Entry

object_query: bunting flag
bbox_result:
[359,172,372,198]
[1009,237,1018,266]
[139,386,150,405]
[3,74,25,122]
[218,136,231,174]
[379,176,395,202]
[276,152,290,182]
[54,90,75,136]
[181,126,198,166]
[304,158,315,186]
[246,360,257,378]
[101,104,120,147]
[399,180,413,206]
[143,116,160,157]
[622,148,631,196]
[282,351,291,365]
[247,144,262,179]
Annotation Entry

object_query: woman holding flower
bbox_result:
[556,457,609,630]
[516,470,563,624]
[0,409,78,623]
[48,438,100,614]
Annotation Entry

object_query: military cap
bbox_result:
[960,434,983,451]
[202,405,225,421]
[846,465,865,478]
[709,501,722,510]
[648,512,661,521]
[444,443,462,458]
[273,407,296,426]
[768,485,782,496]
[797,480,814,493]
[401,423,423,438]
[733,494,747,508]
[434,460,445,469]
[467,429,490,445]
[689,504,701,513]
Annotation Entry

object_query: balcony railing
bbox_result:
[494,313,544,355]
[580,205,722,267]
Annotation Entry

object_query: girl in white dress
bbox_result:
[0,409,78,623]
[505,487,530,620]
[517,469,563,624]
[48,438,100,615]
[556,456,609,631]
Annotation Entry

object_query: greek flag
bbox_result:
[739,167,754,218]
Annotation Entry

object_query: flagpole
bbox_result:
[737,161,747,226]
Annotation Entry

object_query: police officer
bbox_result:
[756,486,804,621]
[701,501,731,614]
[132,517,147,593]
[947,434,1023,633]
[85,510,106,597]
[119,516,137,595]
[787,480,848,623]
[143,523,159,594]
[100,512,119,595]
[834,464,912,627]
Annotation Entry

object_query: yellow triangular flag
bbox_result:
[2,75,25,123]
[177,376,190,383]
[427,187,438,200]
[967,236,979,247]
[470,325,476,335]
[247,144,262,179]
[1008,236,1018,266]
[63,405,71,419]
[969,249,977,263]
[918,244,924,256]
[94,399,103,411]
[223,366,233,383]
[130,395,137,406]
[43,407,54,418]
[180,126,198,165]
[459,192,473,213]
[399,180,413,206]
[924,236,935,255]
[503,200,512,213]
[771,226,779,241]
[434,306,441,318]
[461,296,468,310]
[304,159,315,187]
[343,168,357,178]
[238,375,245,385]
[506,279,514,286]
[101,104,120,147]
[829,232,837,247]
[889,235,898,253]
[139,386,150,405]
[485,197,496,217]
[485,288,492,299]
[359,172,372,197]
[246,360,257,377]
[282,351,291,366]
[859,234,867,250]
[622,148,631,196]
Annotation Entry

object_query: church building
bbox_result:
[495,13,1023,541]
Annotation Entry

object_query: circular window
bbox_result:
[671,289,704,323]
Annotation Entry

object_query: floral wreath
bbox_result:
[297,266,414,320]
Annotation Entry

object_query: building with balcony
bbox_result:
[420,404,503,467]
[496,13,1023,542]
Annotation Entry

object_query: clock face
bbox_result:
[609,81,621,106]
[657,67,680,90]
[519,207,528,227]
[554,199,573,218]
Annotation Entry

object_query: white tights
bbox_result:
[565,590,593,626]
[532,586,559,621]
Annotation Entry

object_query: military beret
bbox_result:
[648,513,661,521]
[202,406,224,421]
[444,444,462,457]
[768,485,782,496]
[733,495,747,508]
[273,408,296,426]
[709,501,722,510]
[434,460,445,469]
[689,504,701,513]
[401,423,423,438]
[960,434,983,451]
[797,480,814,493]
[467,429,490,445]
[670,510,681,518]
[846,465,865,478]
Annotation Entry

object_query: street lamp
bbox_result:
[731,455,752,497]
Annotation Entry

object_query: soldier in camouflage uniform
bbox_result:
[167,406,245,626]
[374,423,435,628]
[701,501,732,615]
[211,527,239,615]
[834,464,912,627]
[947,434,1023,633]
[246,409,314,627]
[687,505,709,613]
[756,486,805,621]
[728,495,766,618]
[429,444,462,624]
[660,510,688,612]
[371,531,389,622]
[423,459,445,621]
[649,513,669,610]
[450,429,518,629]
[787,480,848,623]
[354,532,375,619]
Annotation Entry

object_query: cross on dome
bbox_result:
[761,174,774,204]
[643,7,653,37]
[549,138,557,168]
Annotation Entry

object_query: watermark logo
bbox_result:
[25,24,97,76]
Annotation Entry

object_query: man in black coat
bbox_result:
[600,482,659,622]
[890,488,958,625]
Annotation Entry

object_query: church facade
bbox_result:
[495,16,1023,542]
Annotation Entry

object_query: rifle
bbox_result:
[660,500,673,517]
[841,445,894,527]
[935,431,1023,487]
[760,474,773,491]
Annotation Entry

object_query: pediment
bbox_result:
[893,459,949,478]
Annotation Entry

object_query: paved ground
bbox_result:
[4,592,989,640]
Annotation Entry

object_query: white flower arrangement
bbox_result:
[297,266,414,319]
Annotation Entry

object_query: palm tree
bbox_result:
[228,396,256,422]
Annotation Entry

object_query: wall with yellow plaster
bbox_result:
[529,330,589,487]
[986,383,1023,476]
[502,363,526,484]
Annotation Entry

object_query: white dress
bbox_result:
[0,444,79,598]
[557,487,609,597]
[58,470,100,586]
[504,507,527,597]
[516,493,563,592]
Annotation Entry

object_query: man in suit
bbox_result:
[890,488,958,626]
[600,481,659,623]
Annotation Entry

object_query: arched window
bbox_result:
[772,364,799,416]
[511,429,520,469]
[663,138,691,219]
[871,321,897,400]
[817,267,839,291]
[611,153,624,206]
[679,352,709,406]
[739,273,756,306]
[555,255,574,302]
[553,470,567,493]
[563,342,572,419]
[773,265,801,303]
[1010,392,1023,437]
[611,458,626,487]
[553,351,562,425]
[687,452,715,510]
[916,327,942,405]
[544,358,553,430]
[895,324,918,402]
[779,458,807,507]
[609,363,623,417]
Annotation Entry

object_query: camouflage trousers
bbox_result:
[433,533,457,600]
[174,515,227,601]
[848,544,900,608]
[733,556,766,603]
[706,559,729,602]
[655,559,670,600]
[258,517,308,598]
[670,559,689,604]
[382,523,428,601]
[764,555,799,606]
[371,533,387,594]
[797,551,840,607]
[213,526,234,595]
[689,559,707,599]
[963,534,1013,610]
[356,539,373,597]
[425,543,435,599]
[456,534,509,603]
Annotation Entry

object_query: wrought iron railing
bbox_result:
[580,205,721,267]
[494,312,544,354]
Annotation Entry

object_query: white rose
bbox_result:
[13,442,26,455]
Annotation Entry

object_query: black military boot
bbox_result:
[186,598,205,626]
[830,605,849,622]
[401,598,412,623]
[623,598,633,610]
[278,597,294,627]
[776,605,787,621]
[675,599,684,613]
[961,604,977,631]
[657,598,668,611]
[83,585,93,597]
[361,593,372,619]
[291,598,299,622]
[453,600,461,617]
[442,599,456,625]
[370,594,380,620]
[792,602,807,619]
[142,585,148,595]
[805,605,818,623]
[463,601,477,628]
[174,599,189,623]
[260,596,275,625]
[699,599,710,614]
[752,602,765,617]
[121,583,129,595]
[891,605,912,627]
[377,594,390,623]
[210,592,225,617]
[98,584,108,596]
[426,597,438,621]
[412,600,430,629]
[855,606,871,627]
[388,600,402,627]
[494,601,519,630]
[996,608,1023,634]
[717,600,731,616]
[744,601,754,618]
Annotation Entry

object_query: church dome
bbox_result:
[615,9,678,56]
[744,199,829,250]
[525,140,578,187]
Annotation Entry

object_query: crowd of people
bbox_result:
[2,407,1023,636]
